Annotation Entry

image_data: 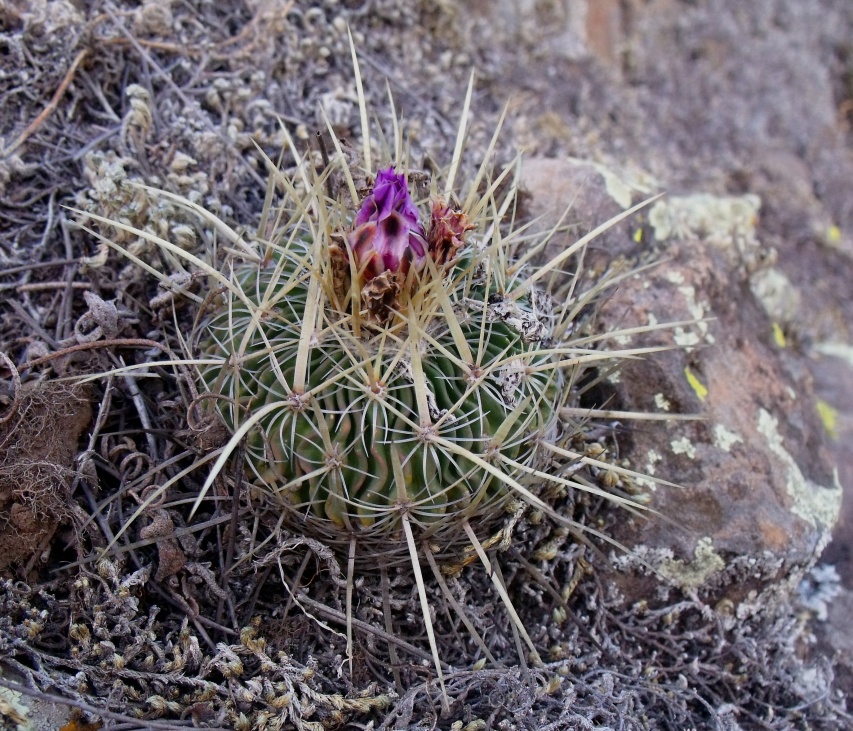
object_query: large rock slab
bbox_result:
[522,157,843,610]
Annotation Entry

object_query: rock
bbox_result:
[519,156,660,269]
[811,347,853,590]
[467,0,591,63]
[522,158,843,610]
[0,666,76,731]
[598,238,842,609]
[467,0,629,67]
[466,1,853,535]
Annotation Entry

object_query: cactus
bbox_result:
[186,121,662,696]
[76,64,669,707]
[198,165,564,560]
[192,148,656,558]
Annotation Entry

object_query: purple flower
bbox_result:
[349,168,427,281]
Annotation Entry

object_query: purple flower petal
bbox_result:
[349,167,426,280]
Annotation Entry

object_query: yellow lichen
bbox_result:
[825,225,842,245]
[815,400,838,439]
[684,367,708,401]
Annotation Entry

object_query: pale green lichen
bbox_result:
[713,424,743,452]
[606,370,621,384]
[654,393,671,411]
[756,408,842,530]
[675,285,714,346]
[750,267,800,324]
[673,329,701,349]
[564,157,659,209]
[661,274,715,351]
[645,450,663,474]
[814,341,853,368]
[591,162,635,209]
[635,450,663,489]
[648,193,762,269]
[670,436,696,459]
[0,683,29,731]
[0,667,72,731]
[659,537,725,591]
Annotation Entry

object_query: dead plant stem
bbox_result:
[2,49,90,158]
[23,338,172,369]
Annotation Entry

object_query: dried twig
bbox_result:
[22,337,171,369]
[2,49,90,158]
[0,677,230,731]
[14,281,91,293]
[0,352,21,425]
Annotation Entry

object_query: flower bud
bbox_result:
[349,167,427,280]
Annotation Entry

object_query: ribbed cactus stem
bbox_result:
[198,169,563,561]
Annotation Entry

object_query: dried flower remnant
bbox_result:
[361,269,402,323]
[427,197,473,267]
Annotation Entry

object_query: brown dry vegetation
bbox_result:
[0,1,850,729]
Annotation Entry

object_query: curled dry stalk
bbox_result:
[68,45,693,713]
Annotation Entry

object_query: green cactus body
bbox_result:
[199,230,562,555]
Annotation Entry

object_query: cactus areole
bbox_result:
[200,166,563,559]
